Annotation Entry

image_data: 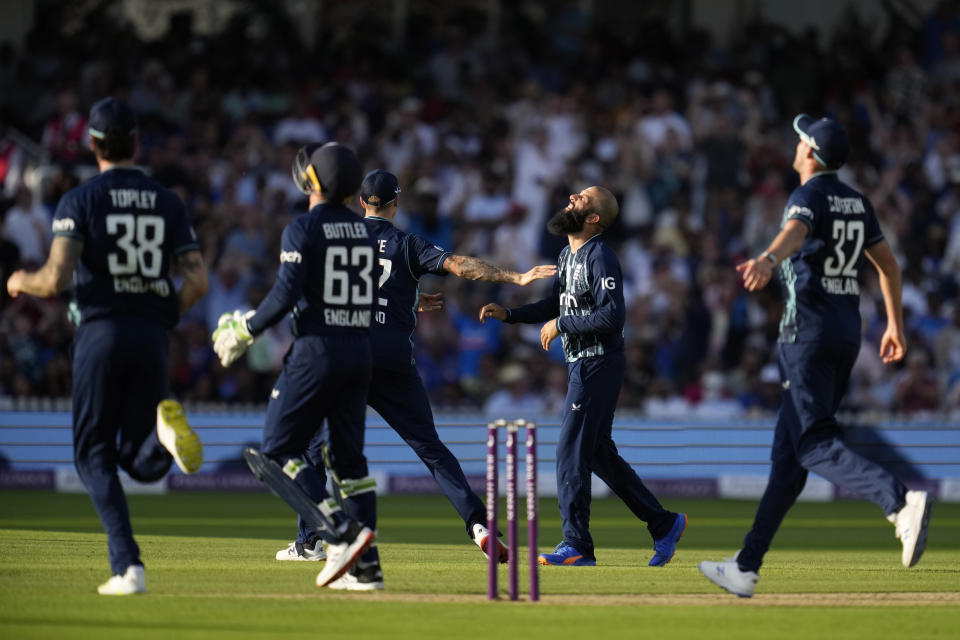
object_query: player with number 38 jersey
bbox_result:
[51,163,198,328]
[6,97,209,596]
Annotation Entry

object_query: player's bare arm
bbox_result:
[864,240,907,364]
[443,255,556,286]
[478,302,507,323]
[174,249,209,313]
[736,219,809,291]
[6,236,83,298]
[418,291,443,312]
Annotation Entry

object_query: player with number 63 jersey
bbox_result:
[212,142,379,588]
[278,170,556,583]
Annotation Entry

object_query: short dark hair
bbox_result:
[92,133,136,162]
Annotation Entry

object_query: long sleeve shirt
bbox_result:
[507,234,625,363]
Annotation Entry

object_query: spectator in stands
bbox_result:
[894,350,941,414]
[3,185,50,266]
[483,363,545,417]
[1,0,958,413]
[41,88,88,164]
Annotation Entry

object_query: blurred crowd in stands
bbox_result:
[1,1,959,417]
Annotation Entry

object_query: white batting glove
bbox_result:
[212,310,255,367]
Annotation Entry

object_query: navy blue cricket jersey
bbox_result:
[246,203,377,337]
[507,234,625,363]
[51,167,199,329]
[363,215,450,367]
[777,172,884,345]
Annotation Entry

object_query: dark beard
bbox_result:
[547,208,587,235]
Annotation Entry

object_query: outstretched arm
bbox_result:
[479,277,561,325]
[736,219,809,291]
[442,254,556,286]
[175,249,208,313]
[6,236,82,298]
[865,240,906,364]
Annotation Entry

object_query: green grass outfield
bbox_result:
[1,491,958,639]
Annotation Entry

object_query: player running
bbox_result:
[275,169,556,589]
[212,142,379,588]
[6,97,208,595]
[698,115,933,598]
[479,185,688,568]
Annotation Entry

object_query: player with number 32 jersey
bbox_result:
[776,165,884,345]
[699,115,930,599]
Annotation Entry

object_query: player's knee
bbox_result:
[122,463,168,484]
[74,451,116,477]
[796,426,843,466]
[412,441,447,463]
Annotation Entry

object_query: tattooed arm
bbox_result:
[175,249,209,313]
[6,236,83,298]
[442,255,556,286]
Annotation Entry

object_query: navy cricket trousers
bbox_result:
[261,335,374,541]
[738,341,908,573]
[298,362,485,544]
[557,352,674,559]
[72,318,174,575]
[367,363,485,529]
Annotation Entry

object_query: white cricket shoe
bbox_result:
[97,564,146,595]
[327,561,384,591]
[698,558,758,598]
[315,523,375,588]
[276,540,326,561]
[156,399,203,473]
[887,490,933,567]
[470,522,508,563]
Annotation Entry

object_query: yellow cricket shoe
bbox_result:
[156,399,203,474]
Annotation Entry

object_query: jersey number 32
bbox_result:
[823,219,864,278]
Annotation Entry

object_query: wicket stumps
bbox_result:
[486,418,539,601]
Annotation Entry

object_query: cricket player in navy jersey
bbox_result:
[212,142,380,588]
[699,115,933,598]
[275,170,556,588]
[479,186,687,567]
[5,97,209,595]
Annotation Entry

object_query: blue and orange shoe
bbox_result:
[649,512,687,566]
[538,541,596,566]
